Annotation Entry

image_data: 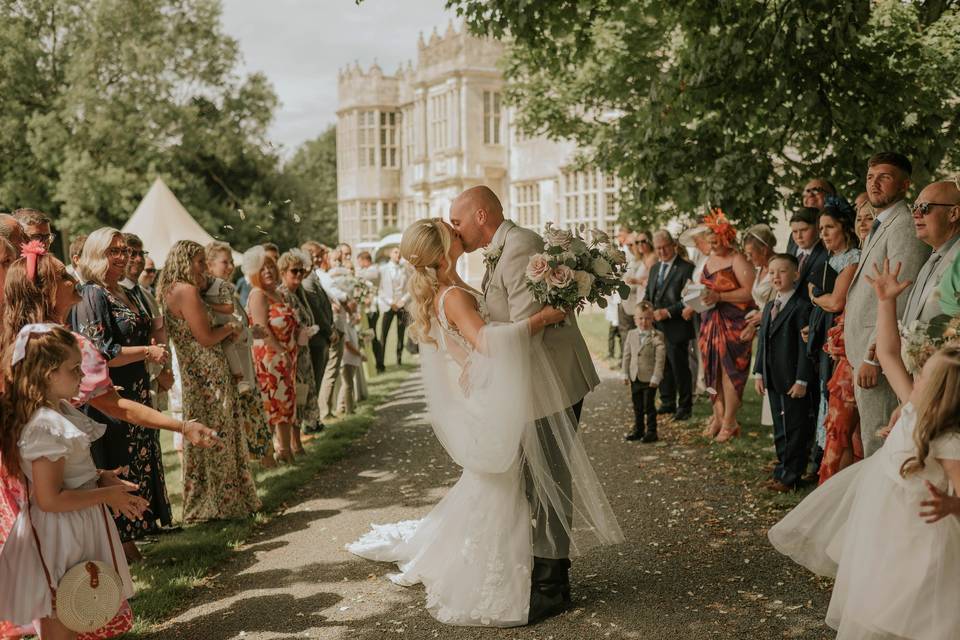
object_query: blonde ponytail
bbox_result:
[400,218,456,346]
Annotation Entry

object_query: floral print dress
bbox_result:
[250,296,300,427]
[699,265,755,399]
[279,285,321,431]
[70,283,172,540]
[165,311,261,522]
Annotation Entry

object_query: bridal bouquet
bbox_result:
[900,313,960,373]
[525,222,631,311]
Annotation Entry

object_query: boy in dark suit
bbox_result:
[789,207,829,300]
[754,253,815,492]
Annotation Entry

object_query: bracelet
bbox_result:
[179,420,187,434]
[863,358,880,367]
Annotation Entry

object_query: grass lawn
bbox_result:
[579,311,811,511]
[128,362,415,635]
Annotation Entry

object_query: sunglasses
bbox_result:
[128,249,148,258]
[28,232,56,245]
[803,187,826,196]
[107,247,131,258]
[911,201,956,217]
[143,267,157,274]
[289,268,307,276]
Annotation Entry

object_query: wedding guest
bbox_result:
[790,207,829,300]
[854,192,877,244]
[70,228,171,560]
[236,243,278,310]
[299,241,335,431]
[740,224,777,428]
[769,259,960,639]
[12,209,54,249]
[691,213,756,441]
[139,256,158,294]
[338,313,365,415]
[844,152,930,456]
[376,247,410,372]
[67,233,87,283]
[900,180,960,326]
[158,240,261,521]
[680,224,711,396]
[619,232,653,349]
[205,241,273,461]
[337,242,353,268]
[800,178,837,211]
[314,249,350,418]
[807,203,862,483]
[755,253,814,491]
[0,214,26,254]
[604,291,621,359]
[356,250,381,367]
[278,250,321,453]
[644,230,695,421]
[245,246,300,464]
[621,302,665,443]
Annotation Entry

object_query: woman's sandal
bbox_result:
[715,423,741,443]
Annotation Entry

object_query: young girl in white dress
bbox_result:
[768,259,960,639]
[0,325,144,639]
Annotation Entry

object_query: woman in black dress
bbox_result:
[70,227,170,561]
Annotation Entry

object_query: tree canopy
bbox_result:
[447,0,960,228]
[0,0,337,251]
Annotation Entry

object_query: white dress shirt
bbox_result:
[377,260,411,313]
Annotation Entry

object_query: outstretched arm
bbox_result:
[865,258,913,403]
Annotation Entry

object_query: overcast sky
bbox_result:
[221,0,452,155]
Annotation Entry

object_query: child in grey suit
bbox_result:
[622,302,666,442]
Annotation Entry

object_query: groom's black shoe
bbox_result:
[528,557,571,623]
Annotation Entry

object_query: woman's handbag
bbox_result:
[27,495,124,633]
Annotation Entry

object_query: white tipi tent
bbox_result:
[122,178,220,267]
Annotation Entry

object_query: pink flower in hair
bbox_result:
[21,239,47,281]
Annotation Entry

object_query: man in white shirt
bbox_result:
[375,247,410,373]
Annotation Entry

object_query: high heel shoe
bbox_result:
[715,424,741,443]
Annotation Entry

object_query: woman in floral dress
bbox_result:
[809,203,862,483]
[158,240,261,522]
[244,247,300,464]
[70,228,172,559]
[688,212,756,442]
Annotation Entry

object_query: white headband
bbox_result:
[11,323,62,366]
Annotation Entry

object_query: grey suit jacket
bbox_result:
[301,271,335,343]
[844,200,930,369]
[901,235,960,326]
[621,328,666,384]
[483,220,600,407]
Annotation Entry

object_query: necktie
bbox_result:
[798,251,808,272]
[867,217,881,243]
[657,262,668,290]
[771,297,782,320]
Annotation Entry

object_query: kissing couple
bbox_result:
[348,186,624,627]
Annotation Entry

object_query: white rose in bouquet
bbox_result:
[525,253,551,282]
[592,256,612,277]
[573,270,594,297]
[545,264,575,289]
[543,222,573,250]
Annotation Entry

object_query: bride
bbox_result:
[347,218,623,627]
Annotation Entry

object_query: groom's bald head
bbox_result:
[449,186,505,252]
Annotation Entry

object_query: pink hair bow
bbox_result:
[21,239,47,282]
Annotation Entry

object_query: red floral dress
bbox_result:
[250,298,299,427]
[699,265,755,399]
[818,314,863,484]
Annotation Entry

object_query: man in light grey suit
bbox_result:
[901,180,960,326]
[449,185,600,623]
[844,152,930,456]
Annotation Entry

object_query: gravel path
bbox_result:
[146,363,832,640]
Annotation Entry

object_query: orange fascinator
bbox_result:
[703,208,737,248]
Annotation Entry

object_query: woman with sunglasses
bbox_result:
[69,228,172,561]
[277,250,321,457]
[244,246,301,465]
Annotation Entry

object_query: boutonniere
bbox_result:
[482,245,502,271]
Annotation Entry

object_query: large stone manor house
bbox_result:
[335,23,621,268]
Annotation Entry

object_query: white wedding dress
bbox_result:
[347,287,623,627]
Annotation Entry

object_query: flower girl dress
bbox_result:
[769,402,960,639]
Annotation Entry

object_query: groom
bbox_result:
[449,186,600,623]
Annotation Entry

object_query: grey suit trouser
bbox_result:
[319,336,344,417]
[854,375,899,457]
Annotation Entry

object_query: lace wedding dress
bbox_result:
[347,286,622,627]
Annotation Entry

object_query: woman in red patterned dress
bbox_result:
[245,247,300,465]
[686,212,756,442]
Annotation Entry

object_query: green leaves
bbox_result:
[452,0,960,229]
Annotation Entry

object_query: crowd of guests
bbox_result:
[614,152,960,491]
[0,207,411,638]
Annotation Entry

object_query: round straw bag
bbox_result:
[28,498,123,633]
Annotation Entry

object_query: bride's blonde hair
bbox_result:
[401,218,456,345]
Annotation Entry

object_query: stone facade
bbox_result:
[336,23,621,282]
